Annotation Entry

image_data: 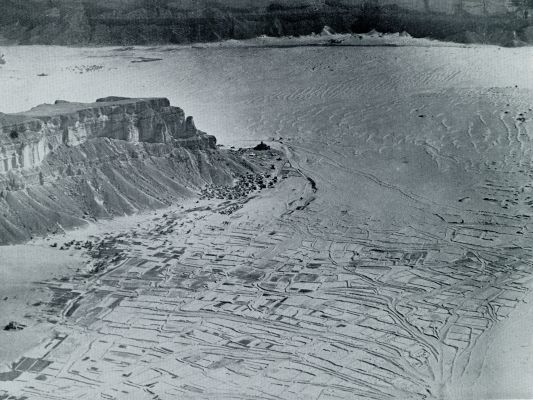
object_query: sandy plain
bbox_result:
[1,34,533,399]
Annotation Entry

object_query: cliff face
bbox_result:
[364,0,514,15]
[0,97,251,244]
[0,0,532,46]
[0,97,205,174]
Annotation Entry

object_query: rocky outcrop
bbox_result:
[0,97,253,244]
[0,97,206,174]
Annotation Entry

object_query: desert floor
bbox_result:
[1,35,533,399]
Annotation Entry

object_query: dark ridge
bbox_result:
[307,177,317,192]
[0,1,532,47]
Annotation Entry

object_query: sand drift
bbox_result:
[1,41,533,399]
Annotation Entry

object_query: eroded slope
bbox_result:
[0,97,254,244]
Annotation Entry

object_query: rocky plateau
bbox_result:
[0,97,254,244]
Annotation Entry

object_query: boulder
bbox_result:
[3,321,25,331]
[253,141,271,151]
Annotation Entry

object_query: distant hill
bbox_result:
[1,0,533,46]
